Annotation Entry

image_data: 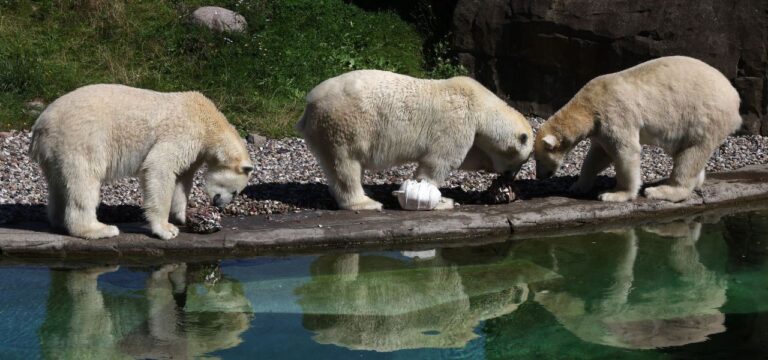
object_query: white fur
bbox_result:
[30,84,253,240]
[542,134,558,150]
[535,56,742,202]
[296,70,534,210]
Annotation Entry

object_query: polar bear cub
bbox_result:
[534,56,742,202]
[30,84,253,239]
[297,70,534,210]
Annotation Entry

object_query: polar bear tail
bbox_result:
[294,111,308,134]
[28,111,53,164]
[28,123,44,164]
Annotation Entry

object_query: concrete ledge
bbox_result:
[1,164,767,263]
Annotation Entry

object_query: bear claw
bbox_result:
[598,191,636,202]
[74,224,120,239]
[152,223,180,240]
[345,198,383,211]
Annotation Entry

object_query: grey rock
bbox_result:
[191,6,247,33]
[246,133,267,147]
[25,98,46,111]
[23,98,46,117]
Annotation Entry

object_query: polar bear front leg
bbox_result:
[169,169,195,225]
[571,143,612,194]
[142,171,179,240]
[645,145,711,202]
[140,155,181,240]
[599,143,641,202]
[416,159,454,210]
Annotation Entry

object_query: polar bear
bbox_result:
[30,84,253,240]
[534,56,742,202]
[296,70,534,210]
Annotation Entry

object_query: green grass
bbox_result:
[0,0,464,137]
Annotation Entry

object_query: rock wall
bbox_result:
[449,0,768,135]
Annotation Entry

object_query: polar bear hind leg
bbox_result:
[645,144,711,202]
[694,169,706,190]
[63,173,119,239]
[311,143,382,211]
[43,166,66,229]
[331,158,382,210]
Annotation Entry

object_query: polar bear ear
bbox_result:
[542,134,559,150]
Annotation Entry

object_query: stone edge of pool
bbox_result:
[1,164,767,264]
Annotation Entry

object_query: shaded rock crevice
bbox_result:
[447,0,768,135]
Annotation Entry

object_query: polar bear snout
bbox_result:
[535,159,559,180]
[204,165,252,208]
[211,193,236,208]
[207,185,241,208]
[489,151,528,179]
[211,191,237,208]
[534,150,563,179]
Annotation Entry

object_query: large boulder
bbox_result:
[450,0,768,135]
[23,98,46,117]
[191,6,247,33]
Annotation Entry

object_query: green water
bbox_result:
[2,210,768,359]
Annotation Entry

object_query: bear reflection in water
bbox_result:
[298,220,727,352]
[38,263,253,360]
[35,219,729,355]
[296,251,555,352]
[530,222,727,350]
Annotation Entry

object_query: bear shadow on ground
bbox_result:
[511,175,672,202]
[1,175,644,234]
[241,182,525,210]
[242,176,623,211]
[0,204,146,231]
[510,175,619,201]
[242,182,403,210]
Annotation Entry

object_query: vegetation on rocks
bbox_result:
[0,0,465,137]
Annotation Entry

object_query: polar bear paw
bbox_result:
[101,225,121,238]
[345,197,383,211]
[598,191,637,202]
[644,185,690,203]
[69,222,120,240]
[152,222,180,240]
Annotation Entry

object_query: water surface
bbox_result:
[2,210,768,359]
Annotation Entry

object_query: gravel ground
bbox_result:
[1,117,767,224]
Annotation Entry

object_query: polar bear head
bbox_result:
[534,129,567,180]
[473,106,534,178]
[205,159,253,208]
[205,136,254,208]
[534,100,596,180]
